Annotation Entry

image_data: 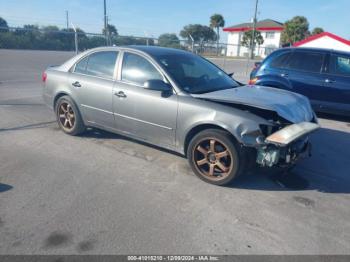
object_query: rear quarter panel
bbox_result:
[43,69,70,109]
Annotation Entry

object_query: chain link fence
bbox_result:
[0,26,279,82]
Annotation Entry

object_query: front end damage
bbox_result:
[192,86,320,168]
[255,122,319,167]
[221,102,320,168]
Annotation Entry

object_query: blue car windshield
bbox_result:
[154,53,239,94]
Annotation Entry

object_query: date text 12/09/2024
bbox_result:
[127,255,220,261]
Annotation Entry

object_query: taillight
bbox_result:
[42,72,47,83]
[249,77,258,85]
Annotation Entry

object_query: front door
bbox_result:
[113,51,178,147]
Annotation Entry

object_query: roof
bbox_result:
[126,45,191,56]
[269,47,350,56]
[293,32,350,47]
[82,45,192,57]
[223,19,283,32]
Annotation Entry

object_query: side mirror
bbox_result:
[144,79,171,92]
[228,72,234,77]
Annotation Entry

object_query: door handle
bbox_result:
[114,91,127,98]
[280,73,288,78]
[325,79,336,84]
[72,81,81,87]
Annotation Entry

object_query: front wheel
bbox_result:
[187,129,244,186]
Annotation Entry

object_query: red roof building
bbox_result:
[293,32,350,52]
[223,19,283,57]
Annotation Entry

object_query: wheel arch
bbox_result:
[183,123,240,157]
[53,92,85,123]
[53,92,70,109]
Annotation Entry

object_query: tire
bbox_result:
[187,129,245,186]
[55,95,85,136]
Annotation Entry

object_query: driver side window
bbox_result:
[121,52,163,86]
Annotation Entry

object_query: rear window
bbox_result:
[331,54,350,76]
[288,52,324,73]
[86,51,118,79]
[74,51,118,79]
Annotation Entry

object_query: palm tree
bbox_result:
[210,14,225,55]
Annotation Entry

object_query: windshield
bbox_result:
[154,53,239,94]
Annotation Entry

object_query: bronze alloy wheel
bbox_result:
[192,137,234,181]
[58,102,76,132]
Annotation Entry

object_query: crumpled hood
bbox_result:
[192,85,314,123]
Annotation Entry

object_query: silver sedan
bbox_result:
[42,46,319,186]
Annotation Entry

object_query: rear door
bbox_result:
[322,52,350,113]
[69,51,119,128]
[286,50,327,107]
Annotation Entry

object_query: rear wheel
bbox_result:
[187,129,244,186]
[55,96,85,136]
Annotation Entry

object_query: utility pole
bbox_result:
[71,23,78,54]
[66,10,69,29]
[144,31,149,46]
[189,34,194,53]
[106,16,110,45]
[250,0,259,59]
[104,0,108,45]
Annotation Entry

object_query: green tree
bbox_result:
[103,24,118,36]
[241,30,264,48]
[114,35,150,46]
[281,16,310,45]
[210,14,225,53]
[158,33,180,48]
[86,36,106,48]
[311,27,324,35]
[103,24,118,45]
[0,17,9,32]
[180,24,216,43]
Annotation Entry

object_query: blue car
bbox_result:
[250,47,350,116]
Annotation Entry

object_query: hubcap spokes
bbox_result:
[58,102,75,130]
[194,139,232,180]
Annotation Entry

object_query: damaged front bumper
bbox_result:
[256,122,319,167]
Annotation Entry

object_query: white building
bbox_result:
[223,19,283,58]
[293,32,350,52]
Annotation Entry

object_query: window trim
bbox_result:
[71,50,120,81]
[117,50,169,88]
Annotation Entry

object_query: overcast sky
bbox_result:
[0,0,349,41]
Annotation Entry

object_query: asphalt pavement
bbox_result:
[0,49,349,255]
